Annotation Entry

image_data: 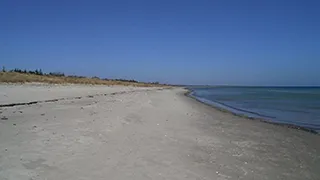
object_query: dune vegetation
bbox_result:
[0,67,164,87]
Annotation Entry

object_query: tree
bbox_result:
[13,68,23,73]
[2,66,6,72]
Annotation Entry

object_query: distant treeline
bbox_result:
[1,66,160,84]
[2,67,64,77]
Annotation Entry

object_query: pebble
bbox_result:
[1,116,8,120]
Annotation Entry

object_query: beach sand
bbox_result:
[0,84,319,180]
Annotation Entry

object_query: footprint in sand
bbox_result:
[124,113,143,124]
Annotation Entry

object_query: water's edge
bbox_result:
[184,88,319,135]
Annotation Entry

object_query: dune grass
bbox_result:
[0,72,165,87]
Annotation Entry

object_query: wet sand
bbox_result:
[0,85,319,180]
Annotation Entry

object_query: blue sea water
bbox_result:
[189,87,320,133]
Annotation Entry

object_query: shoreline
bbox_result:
[184,89,319,135]
[1,86,319,179]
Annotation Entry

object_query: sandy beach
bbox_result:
[0,84,319,180]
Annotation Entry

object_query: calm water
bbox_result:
[189,87,320,133]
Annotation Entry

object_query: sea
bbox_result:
[188,86,320,133]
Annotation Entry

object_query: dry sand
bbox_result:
[0,84,155,105]
[0,84,319,180]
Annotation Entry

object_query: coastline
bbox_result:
[1,85,319,179]
[184,88,319,134]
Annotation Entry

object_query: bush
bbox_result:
[92,76,100,80]
[113,79,138,83]
[49,72,65,77]
[68,75,86,78]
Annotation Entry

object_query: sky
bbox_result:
[1,0,319,85]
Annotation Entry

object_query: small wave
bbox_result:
[268,89,320,95]
[191,94,320,134]
[209,100,275,119]
[191,94,275,119]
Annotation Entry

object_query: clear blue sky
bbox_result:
[1,0,319,85]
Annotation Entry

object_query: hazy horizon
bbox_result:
[1,0,319,86]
